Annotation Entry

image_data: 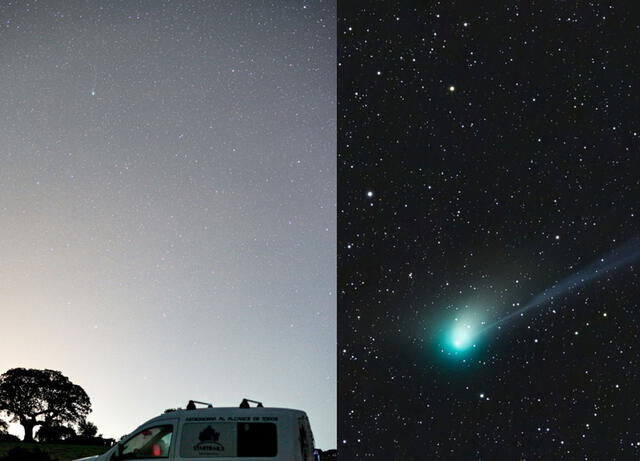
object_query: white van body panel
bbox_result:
[86,407,315,461]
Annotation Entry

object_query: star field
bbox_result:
[339,2,640,459]
[0,0,336,449]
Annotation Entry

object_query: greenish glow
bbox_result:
[451,323,473,350]
[437,310,486,359]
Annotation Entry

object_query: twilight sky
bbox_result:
[0,0,335,449]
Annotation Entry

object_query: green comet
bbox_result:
[438,311,485,358]
[450,323,474,350]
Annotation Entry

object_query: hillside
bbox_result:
[0,442,108,461]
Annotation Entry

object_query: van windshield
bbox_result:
[119,425,173,459]
[180,422,277,457]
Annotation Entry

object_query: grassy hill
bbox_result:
[0,442,108,461]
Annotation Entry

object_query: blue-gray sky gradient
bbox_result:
[0,0,335,448]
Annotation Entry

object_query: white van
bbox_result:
[76,400,318,461]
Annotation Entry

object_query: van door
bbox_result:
[297,416,314,461]
[111,419,178,461]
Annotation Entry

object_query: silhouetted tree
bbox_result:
[0,368,91,442]
[77,420,98,438]
[0,417,19,442]
[36,424,77,443]
[0,433,20,442]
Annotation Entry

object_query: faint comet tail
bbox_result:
[480,235,640,333]
[90,64,97,96]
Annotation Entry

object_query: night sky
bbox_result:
[0,0,335,449]
[339,2,640,459]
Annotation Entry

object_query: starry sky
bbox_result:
[339,2,640,459]
[0,0,335,449]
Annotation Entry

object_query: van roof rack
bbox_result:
[186,400,213,410]
[240,398,263,408]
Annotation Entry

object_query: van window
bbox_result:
[180,422,277,458]
[118,425,173,459]
[237,423,277,457]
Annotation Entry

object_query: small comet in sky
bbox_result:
[90,64,97,96]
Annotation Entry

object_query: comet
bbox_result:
[442,235,640,354]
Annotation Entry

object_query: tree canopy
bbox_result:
[77,420,99,438]
[35,424,77,443]
[0,368,91,442]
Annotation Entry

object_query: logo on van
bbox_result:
[194,426,225,453]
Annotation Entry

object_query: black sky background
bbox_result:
[339,2,640,459]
